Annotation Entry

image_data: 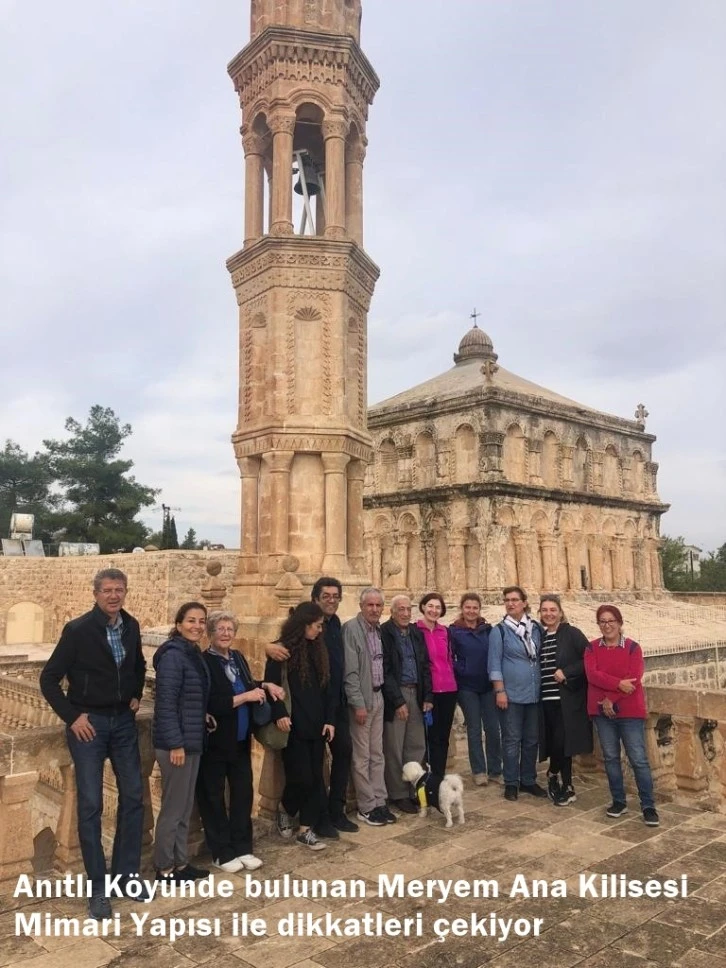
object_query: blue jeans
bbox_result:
[66,709,144,895]
[594,716,655,810]
[498,702,539,786]
[457,689,502,777]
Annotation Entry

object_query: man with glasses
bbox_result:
[40,568,147,919]
[488,585,546,801]
[312,577,359,834]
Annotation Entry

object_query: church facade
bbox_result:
[363,325,669,602]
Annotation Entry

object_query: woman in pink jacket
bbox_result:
[416,593,457,775]
[584,604,658,827]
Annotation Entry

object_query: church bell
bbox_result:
[293,156,321,196]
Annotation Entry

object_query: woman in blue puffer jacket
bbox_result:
[152,601,212,883]
[450,593,502,785]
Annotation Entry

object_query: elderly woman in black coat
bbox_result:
[196,610,285,873]
[537,595,593,806]
[152,601,212,882]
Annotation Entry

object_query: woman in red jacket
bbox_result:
[584,605,658,827]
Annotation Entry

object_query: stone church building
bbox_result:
[363,324,669,602]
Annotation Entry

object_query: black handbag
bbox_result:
[252,664,291,750]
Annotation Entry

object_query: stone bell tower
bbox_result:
[226,0,380,630]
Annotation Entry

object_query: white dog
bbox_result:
[402,761,465,828]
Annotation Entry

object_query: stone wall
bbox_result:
[643,645,726,691]
[0,551,239,647]
[672,592,726,607]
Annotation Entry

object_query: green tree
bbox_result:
[0,441,58,544]
[699,543,726,592]
[43,406,158,553]
[168,515,179,550]
[659,535,692,591]
[180,527,198,550]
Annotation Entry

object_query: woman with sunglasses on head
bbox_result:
[537,595,592,806]
[584,604,658,827]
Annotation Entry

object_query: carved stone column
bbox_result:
[397,443,413,489]
[347,460,366,574]
[588,537,605,590]
[539,535,558,590]
[322,453,351,572]
[263,450,294,561]
[591,451,604,491]
[560,445,574,486]
[322,116,347,239]
[480,431,505,478]
[448,530,467,595]
[513,531,535,591]
[649,539,664,589]
[612,535,627,590]
[242,128,267,242]
[268,112,295,236]
[0,772,38,885]
[673,717,709,792]
[422,537,436,589]
[54,764,82,872]
[564,535,582,591]
[345,138,366,244]
[238,456,260,572]
[528,440,542,485]
[621,457,633,493]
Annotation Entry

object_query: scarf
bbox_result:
[503,614,537,661]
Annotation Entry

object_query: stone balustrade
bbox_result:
[0,679,724,887]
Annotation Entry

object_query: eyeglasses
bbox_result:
[504,598,523,604]
[598,620,619,626]
[319,594,340,602]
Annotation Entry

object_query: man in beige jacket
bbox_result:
[342,587,395,826]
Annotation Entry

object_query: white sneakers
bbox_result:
[213,857,244,873]
[213,854,263,873]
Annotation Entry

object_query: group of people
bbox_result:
[39,568,658,921]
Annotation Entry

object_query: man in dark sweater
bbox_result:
[266,577,357,835]
[39,568,146,919]
[380,595,433,813]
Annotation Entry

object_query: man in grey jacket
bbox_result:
[342,587,395,826]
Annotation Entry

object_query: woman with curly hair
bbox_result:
[265,602,336,851]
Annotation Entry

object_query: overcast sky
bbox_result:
[1,0,724,551]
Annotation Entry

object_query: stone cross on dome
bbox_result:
[634,403,649,426]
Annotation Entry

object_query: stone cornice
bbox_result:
[369,387,656,443]
[364,480,670,516]
[232,429,373,463]
[228,26,380,110]
[227,236,380,309]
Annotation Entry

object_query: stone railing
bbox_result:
[581,686,726,812]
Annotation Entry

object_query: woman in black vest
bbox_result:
[537,594,593,805]
[196,610,285,873]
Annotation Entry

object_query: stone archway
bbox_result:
[6,602,45,645]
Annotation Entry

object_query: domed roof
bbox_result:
[453,324,497,364]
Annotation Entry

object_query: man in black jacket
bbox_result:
[381,595,433,813]
[40,568,146,919]
[267,576,357,835]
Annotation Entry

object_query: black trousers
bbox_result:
[428,692,458,776]
[542,700,572,788]
[196,739,253,864]
[281,733,327,828]
[325,702,352,820]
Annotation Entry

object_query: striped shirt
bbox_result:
[105,616,125,667]
[540,630,560,702]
